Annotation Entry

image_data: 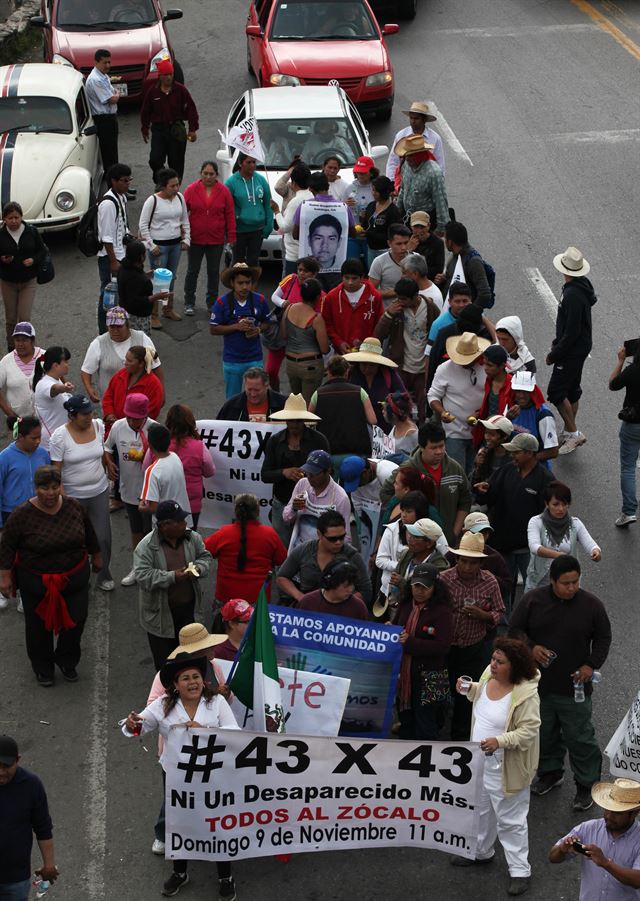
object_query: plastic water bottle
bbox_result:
[591,671,602,684]
[152,267,173,296]
[573,681,585,703]
[102,276,119,311]
[33,875,50,897]
[485,750,502,772]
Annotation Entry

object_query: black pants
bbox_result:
[232,230,263,268]
[149,124,187,182]
[447,640,485,740]
[146,600,195,670]
[93,114,119,172]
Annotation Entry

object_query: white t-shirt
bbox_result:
[49,419,109,499]
[104,417,157,505]
[327,179,351,202]
[345,285,366,308]
[368,252,405,303]
[81,334,161,375]
[34,375,72,449]
[139,452,192,525]
[471,684,512,742]
[419,283,444,312]
[402,301,429,373]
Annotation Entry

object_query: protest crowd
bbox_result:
[2,43,640,901]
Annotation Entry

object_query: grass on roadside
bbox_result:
[0,24,42,67]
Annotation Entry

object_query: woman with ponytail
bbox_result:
[204,492,287,611]
[33,346,73,449]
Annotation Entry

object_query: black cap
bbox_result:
[156,500,189,523]
[410,562,440,587]
[0,735,18,765]
[63,394,94,415]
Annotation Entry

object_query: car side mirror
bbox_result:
[370,145,389,159]
[164,9,183,21]
[30,15,49,27]
[382,23,399,34]
[83,125,97,136]
[216,148,231,163]
[246,24,262,37]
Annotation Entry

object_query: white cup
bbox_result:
[458,675,473,695]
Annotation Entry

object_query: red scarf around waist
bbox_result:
[17,553,88,634]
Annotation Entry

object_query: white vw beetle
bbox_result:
[0,63,102,231]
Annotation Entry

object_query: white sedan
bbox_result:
[0,63,102,232]
[217,85,388,262]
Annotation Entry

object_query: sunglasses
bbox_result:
[323,533,347,542]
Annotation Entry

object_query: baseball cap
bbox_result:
[405,518,443,541]
[156,58,174,76]
[156,500,189,522]
[478,414,514,436]
[12,322,35,338]
[63,394,93,415]
[301,449,332,475]
[511,371,537,393]
[353,155,375,173]
[0,735,18,765]
[502,432,539,453]
[463,512,493,533]
[410,211,430,227]
[410,562,440,587]
[221,598,253,623]
[340,455,366,492]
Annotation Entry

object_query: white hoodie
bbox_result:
[495,316,536,374]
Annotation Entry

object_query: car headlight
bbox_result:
[269,74,300,87]
[52,54,73,67]
[149,48,170,72]
[365,71,393,87]
[55,190,75,212]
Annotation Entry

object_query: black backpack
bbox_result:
[77,195,119,257]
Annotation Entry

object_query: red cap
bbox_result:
[353,155,375,173]
[156,59,174,76]
[221,599,253,623]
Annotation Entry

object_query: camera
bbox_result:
[624,338,639,357]
[571,840,590,856]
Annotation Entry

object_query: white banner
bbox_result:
[220,117,265,162]
[605,689,640,779]
[217,660,350,736]
[299,200,349,273]
[165,729,483,861]
[371,425,395,460]
[196,420,285,530]
[443,254,465,314]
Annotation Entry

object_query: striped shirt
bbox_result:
[440,567,504,648]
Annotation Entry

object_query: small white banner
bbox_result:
[605,689,640,780]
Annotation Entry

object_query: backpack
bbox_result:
[77,194,119,257]
[464,247,496,309]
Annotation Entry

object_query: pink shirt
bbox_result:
[168,437,215,514]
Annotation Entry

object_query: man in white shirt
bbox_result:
[97,164,131,334]
[386,101,445,180]
[139,424,192,526]
[401,252,444,311]
[85,49,121,174]
[272,163,313,275]
[368,223,412,306]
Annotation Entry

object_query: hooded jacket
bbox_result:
[323,281,384,351]
[548,276,597,363]
[495,316,536,374]
[467,667,541,796]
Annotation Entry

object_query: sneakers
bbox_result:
[36,672,54,687]
[121,569,137,587]
[450,855,493,867]
[615,513,637,527]
[151,838,165,855]
[162,872,189,896]
[508,877,530,896]
[0,595,9,610]
[573,784,594,811]
[531,771,564,796]
[184,305,195,316]
[97,579,115,592]
[16,595,23,613]
[163,308,182,321]
[218,877,236,901]
[558,432,587,455]
[151,315,163,329]
[59,666,78,682]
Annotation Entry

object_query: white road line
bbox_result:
[84,593,110,901]
[427,101,473,166]
[430,23,599,38]
[551,128,640,144]
[525,267,558,320]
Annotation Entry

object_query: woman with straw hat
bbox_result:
[344,337,407,432]
[262,393,329,547]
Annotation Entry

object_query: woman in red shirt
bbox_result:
[204,493,287,607]
[182,161,236,315]
[102,345,164,433]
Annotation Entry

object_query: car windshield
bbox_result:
[56,0,157,29]
[0,96,72,135]
[270,0,378,40]
[258,117,361,168]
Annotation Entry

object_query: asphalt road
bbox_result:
[4,0,640,898]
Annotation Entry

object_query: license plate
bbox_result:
[113,82,128,96]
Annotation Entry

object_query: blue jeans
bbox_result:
[222,359,263,399]
[445,437,475,475]
[148,242,183,293]
[0,880,31,901]
[619,422,640,514]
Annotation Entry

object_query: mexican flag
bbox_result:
[229,584,285,733]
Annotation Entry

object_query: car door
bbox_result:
[74,88,100,184]
[248,0,273,83]
[42,0,55,61]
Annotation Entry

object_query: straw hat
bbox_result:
[373,594,390,619]
[269,393,320,421]
[393,134,435,158]
[449,531,487,558]
[167,623,227,658]
[220,261,261,288]
[343,337,398,368]
[401,101,437,122]
[553,246,590,277]
[591,779,640,812]
[446,331,491,365]
[160,653,208,689]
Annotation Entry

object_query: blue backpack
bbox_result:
[464,247,496,308]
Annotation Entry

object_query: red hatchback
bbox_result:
[30,0,184,101]
[246,0,398,120]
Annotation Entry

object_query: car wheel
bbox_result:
[377,106,393,122]
[173,60,185,84]
[398,0,417,19]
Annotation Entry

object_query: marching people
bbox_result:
[394,136,449,235]
[140,59,199,182]
[225,153,273,267]
[101,345,164,431]
[344,337,406,432]
[297,559,369,620]
[322,260,385,354]
[282,449,352,543]
[165,404,214,530]
[386,100,445,179]
[117,240,169,335]
[139,424,191,525]
[33,347,73,451]
[96,164,131,334]
[406,214,445,285]
[435,221,493,310]
[609,342,640,527]
[506,371,559,467]
[362,176,403,268]
[0,322,43,427]
[214,598,253,662]
[281,278,329,404]
[216,367,286,423]
[308,355,377,460]
[0,201,47,350]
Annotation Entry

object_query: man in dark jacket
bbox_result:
[140,59,199,182]
[216,367,286,422]
[546,246,597,455]
[434,221,492,309]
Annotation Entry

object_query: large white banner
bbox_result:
[216,660,350,737]
[299,200,349,273]
[605,689,640,779]
[196,420,284,530]
[165,729,482,861]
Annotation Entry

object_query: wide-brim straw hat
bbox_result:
[393,133,435,158]
[344,337,398,368]
[220,261,261,288]
[167,623,227,659]
[553,246,590,277]
[446,331,491,365]
[591,779,640,812]
[449,531,487,559]
[373,595,390,618]
[401,101,437,122]
[269,393,320,421]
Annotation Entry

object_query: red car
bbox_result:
[30,0,184,101]
[246,0,398,120]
